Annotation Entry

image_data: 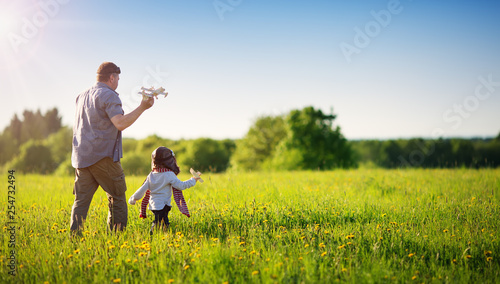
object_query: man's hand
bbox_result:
[140,97,154,110]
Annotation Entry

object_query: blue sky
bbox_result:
[1,0,499,140]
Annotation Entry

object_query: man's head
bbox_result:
[97,62,121,90]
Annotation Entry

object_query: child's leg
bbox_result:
[151,205,172,233]
[150,209,161,234]
[158,205,172,230]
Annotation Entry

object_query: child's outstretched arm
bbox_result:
[128,178,150,205]
[169,173,198,191]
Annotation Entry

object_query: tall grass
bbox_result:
[1,169,499,283]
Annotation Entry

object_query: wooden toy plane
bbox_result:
[139,86,168,100]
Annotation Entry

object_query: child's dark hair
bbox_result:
[151,146,180,174]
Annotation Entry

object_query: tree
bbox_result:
[270,106,356,170]
[44,127,72,165]
[230,115,287,171]
[0,132,18,165]
[5,114,22,143]
[3,108,62,146]
[9,140,55,174]
[179,138,231,173]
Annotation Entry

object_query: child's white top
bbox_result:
[128,171,196,210]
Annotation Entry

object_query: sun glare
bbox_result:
[0,11,16,37]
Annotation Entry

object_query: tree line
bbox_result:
[351,136,500,168]
[0,107,499,175]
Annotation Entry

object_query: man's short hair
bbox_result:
[97,62,121,82]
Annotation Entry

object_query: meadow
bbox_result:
[1,169,499,283]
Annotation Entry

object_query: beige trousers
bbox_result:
[70,157,128,232]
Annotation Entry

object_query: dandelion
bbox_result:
[67,254,73,259]
[341,268,348,272]
[412,276,417,280]
[74,249,80,254]
[319,243,325,248]
[452,259,457,264]
[95,260,101,264]
[184,265,190,270]
[58,265,63,269]
[113,278,121,283]
[249,250,256,255]
[139,252,148,257]
[345,234,354,239]
[252,270,259,275]
[443,229,448,233]
[108,245,116,250]
[304,244,309,248]
[408,253,415,257]
[487,257,493,262]
[466,255,472,259]
[321,252,327,257]
[168,279,174,283]
[109,258,114,262]
[484,250,492,256]
[338,245,346,249]
[239,242,245,246]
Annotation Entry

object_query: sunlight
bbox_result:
[0,11,16,38]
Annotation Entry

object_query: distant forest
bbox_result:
[0,107,499,175]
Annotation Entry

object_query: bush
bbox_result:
[10,140,56,174]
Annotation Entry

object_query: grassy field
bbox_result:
[1,169,499,283]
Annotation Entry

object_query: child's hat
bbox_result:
[152,146,174,163]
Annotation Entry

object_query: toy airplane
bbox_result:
[190,168,204,183]
[138,86,168,100]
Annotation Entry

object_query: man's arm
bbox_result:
[111,97,154,131]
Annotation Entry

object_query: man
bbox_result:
[70,62,155,233]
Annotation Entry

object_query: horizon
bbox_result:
[1,0,499,141]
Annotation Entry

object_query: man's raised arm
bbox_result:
[111,97,154,131]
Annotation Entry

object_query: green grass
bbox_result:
[1,169,499,283]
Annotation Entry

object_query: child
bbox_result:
[128,146,201,233]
